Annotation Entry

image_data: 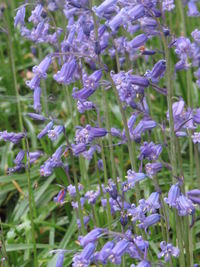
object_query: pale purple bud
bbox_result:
[79,228,103,247]
[27,113,46,121]
[53,59,77,85]
[187,1,200,17]
[0,131,25,144]
[28,4,43,24]
[77,100,95,113]
[126,169,146,188]
[72,143,87,156]
[146,60,166,83]
[192,132,200,143]
[55,252,65,267]
[130,75,149,87]
[33,87,41,112]
[164,183,180,207]
[128,4,145,21]
[129,34,148,49]
[187,189,200,205]
[14,6,26,28]
[14,150,25,165]
[37,121,54,139]
[95,241,115,264]
[72,87,96,100]
[107,8,126,32]
[138,213,160,232]
[93,0,117,17]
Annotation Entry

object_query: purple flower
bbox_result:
[26,75,41,90]
[83,70,102,89]
[138,213,160,232]
[77,100,96,113]
[14,150,25,165]
[93,0,117,17]
[33,56,52,79]
[106,180,118,200]
[67,184,83,198]
[139,142,162,161]
[73,243,96,267]
[174,37,192,60]
[158,241,179,262]
[77,216,90,229]
[82,145,100,160]
[107,8,126,31]
[14,6,26,28]
[27,113,46,121]
[85,189,100,205]
[145,60,166,83]
[175,194,195,216]
[145,162,163,178]
[53,58,77,85]
[37,121,54,139]
[54,189,66,204]
[79,228,103,247]
[72,143,87,156]
[48,125,64,141]
[192,132,200,143]
[29,151,43,164]
[127,4,145,21]
[33,87,41,112]
[128,34,148,49]
[126,169,146,188]
[164,183,180,207]
[109,239,130,264]
[86,125,107,141]
[95,241,115,264]
[0,131,25,144]
[192,29,200,43]
[28,4,43,24]
[187,189,200,205]
[162,0,175,11]
[139,192,160,213]
[97,159,104,170]
[187,1,200,17]
[55,252,65,267]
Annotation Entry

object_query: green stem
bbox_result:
[25,138,38,267]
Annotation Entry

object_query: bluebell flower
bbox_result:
[94,241,115,264]
[14,150,25,165]
[28,4,43,24]
[73,243,96,267]
[33,87,41,112]
[162,0,175,11]
[128,34,148,49]
[107,8,126,32]
[27,113,46,121]
[158,241,179,262]
[55,252,65,267]
[26,75,41,90]
[145,60,166,83]
[79,228,103,247]
[93,0,117,17]
[126,169,146,188]
[187,189,200,205]
[187,1,200,17]
[37,121,54,139]
[72,143,87,156]
[164,183,180,207]
[127,4,145,21]
[145,162,163,178]
[48,125,64,141]
[139,142,162,161]
[138,213,160,232]
[109,239,130,264]
[33,56,52,79]
[192,132,200,143]
[14,6,26,28]
[53,58,77,85]
[139,192,160,213]
[0,131,25,144]
[67,184,83,198]
[77,100,96,113]
[175,194,195,216]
